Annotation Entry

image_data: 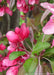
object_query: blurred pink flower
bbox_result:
[6,23,29,42]
[2,57,17,67]
[29,0,35,5]
[17,0,29,13]
[7,45,16,52]
[5,7,13,16]
[29,0,39,5]
[42,15,54,34]
[40,2,54,14]
[6,66,19,75]
[0,6,13,16]
[0,6,5,16]
[0,44,6,50]
[0,0,2,3]
[35,0,39,4]
[47,72,50,75]
[51,39,54,48]
[6,31,18,43]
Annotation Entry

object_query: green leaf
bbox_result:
[23,58,38,73]
[44,47,54,57]
[13,6,17,12]
[46,57,54,72]
[37,34,52,42]
[9,51,25,60]
[32,42,50,54]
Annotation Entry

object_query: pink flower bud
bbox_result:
[0,44,6,50]
[6,66,19,75]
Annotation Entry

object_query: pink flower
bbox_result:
[20,23,29,40]
[2,57,17,67]
[29,0,35,5]
[42,15,54,34]
[0,0,2,3]
[51,39,54,48]
[6,66,19,75]
[29,0,39,5]
[6,31,18,43]
[47,72,50,75]
[9,42,17,48]
[0,44,6,50]
[40,2,54,14]
[0,6,5,16]
[7,46,16,52]
[35,0,39,4]
[22,54,29,60]
[6,23,29,42]
[7,0,10,4]
[5,7,13,16]
[17,0,29,13]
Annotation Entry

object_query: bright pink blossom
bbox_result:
[6,23,29,42]
[17,0,29,13]
[29,0,39,5]
[2,57,17,67]
[35,0,39,4]
[6,66,19,75]
[0,6,13,16]
[0,0,2,2]
[40,2,54,14]
[5,7,13,16]
[42,15,54,34]
[0,6,5,16]
[29,0,35,5]
[0,44,6,50]
[7,0,10,4]
[6,31,18,43]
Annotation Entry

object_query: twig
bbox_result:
[25,41,33,52]
[42,34,45,42]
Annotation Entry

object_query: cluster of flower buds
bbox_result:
[0,23,30,75]
[0,0,13,16]
[17,0,39,13]
[0,0,39,16]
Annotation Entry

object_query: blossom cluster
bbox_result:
[0,0,39,16]
[0,0,13,16]
[0,23,30,75]
[17,0,39,13]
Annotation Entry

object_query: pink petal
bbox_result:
[2,57,17,67]
[29,0,35,5]
[6,31,18,43]
[6,66,19,75]
[7,46,16,52]
[42,15,54,35]
[0,6,5,16]
[5,7,13,16]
